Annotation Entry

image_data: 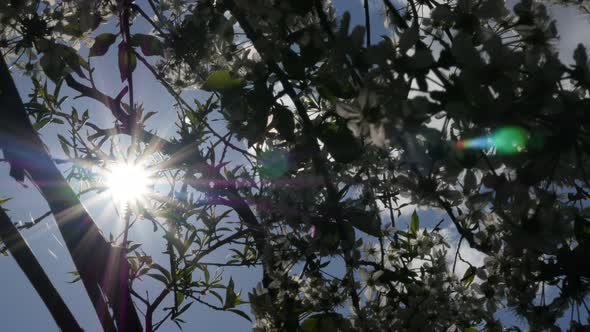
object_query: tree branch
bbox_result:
[382,0,409,30]
[226,1,366,320]
[0,55,142,331]
[364,0,371,48]
[0,208,82,331]
[64,74,131,128]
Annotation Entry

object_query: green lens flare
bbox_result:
[492,126,528,154]
[259,149,289,179]
[457,126,530,154]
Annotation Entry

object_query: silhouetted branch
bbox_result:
[0,55,142,331]
[364,0,371,48]
[0,208,82,331]
[226,1,366,321]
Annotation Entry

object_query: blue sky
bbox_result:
[1,0,590,330]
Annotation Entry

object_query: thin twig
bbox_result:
[452,235,463,274]
[133,52,255,158]
[364,0,371,48]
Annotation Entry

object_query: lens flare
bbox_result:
[105,162,152,205]
[259,149,289,179]
[455,126,529,154]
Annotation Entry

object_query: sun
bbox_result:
[105,162,152,205]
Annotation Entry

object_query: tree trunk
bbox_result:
[0,208,82,331]
[0,56,142,331]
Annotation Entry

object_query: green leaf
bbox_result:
[57,134,71,157]
[320,122,363,163]
[574,44,588,68]
[461,266,477,285]
[148,273,169,285]
[227,309,251,322]
[118,42,137,82]
[143,111,158,122]
[39,53,66,83]
[130,33,164,57]
[127,243,142,252]
[477,0,508,19]
[346,206,381,237]
[398,24,419,54]
[203,266,210,283]
[202,70,244,92]
[33,118,51,131]
[349,26,365,55]
[463,170,476,193]
[166,233,189,256]
[301,313,342,332]
[410,210,420,233]
[339,12,351,37]
[89,33,117,57]
[67,272,81,284]
[175,302,193,318]
[209,290,224,304]
[175,291,185,306]
[301,317,320,332]
[410,47,435,70]
[431,4,454,23]
[272,106,295,142]
[464,328,479,332]
[224,277,236,309]
[452,33,483,69]
[282,49,306,79]
[289,0,313,15]
[0,197,11,205]
[151,263,171,281]
[339,222,356,250]
[57,44,88,78]
[317,223,341,252]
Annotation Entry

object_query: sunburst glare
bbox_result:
[105,162,152,207]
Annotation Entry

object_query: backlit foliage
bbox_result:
[2,0,590,330]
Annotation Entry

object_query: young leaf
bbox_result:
[346,205,381,237]
[463,170,477,193]
[118,42,137,82]
[461,266,477,285]
[411,210,420,233]
[320,122,363,163]
[175,302,193,318]
[148,273,169,285]
[272,106,295,142]
[202,70,244,92]
[224,277,236,309]
[143,111,158,122]
[130,34,164,57]
[57,134,71,157]
[477,0,508,20]
[398,24,419,54]
[57,44,88,78]
[89,33,117,57]
[151,263,171,281]
[209,290,224,304]
[33,118,51,131]
[431,4,454,23]
[227,309,251,322]
[301,313,343,332]
[39,53,66,82]
[282,49,305,79]
[67,275,81,284]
